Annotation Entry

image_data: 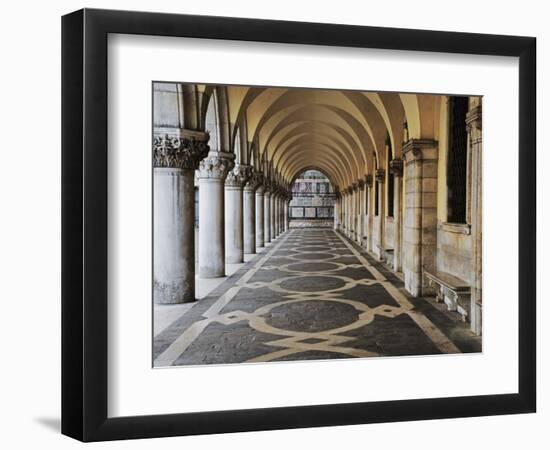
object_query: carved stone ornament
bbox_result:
[352,182,359,192]
[197,152,235,180]
[402,139,438,162]
[244,170,264,191]
[389,159,404,177]
[357,178,365,189]
[375,168,385,183]
[153,133,210,170]
[364,174,373,187]
[466,105,482,143]
[263,179,273,194]
[225,164,253,187]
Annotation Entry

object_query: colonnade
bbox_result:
[153,132,291,305]
[335,100,483,336]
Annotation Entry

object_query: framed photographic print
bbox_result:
[62,8,536,441]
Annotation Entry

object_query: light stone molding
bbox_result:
[438,221,472,235]
[196,151,235,180]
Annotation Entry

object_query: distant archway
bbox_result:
[289,169,335,228]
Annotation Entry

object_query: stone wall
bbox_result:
[436,224,473,283]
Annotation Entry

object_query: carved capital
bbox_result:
[402,139,438,163]
[153,130,210,170]
[225,164,253,188]
[196,151,235,180]
[351,182,358,192]
[364,174,373,187]
[244,170,264,191]
[357,178,365,189]
[466,105,482,143]
[375,168,385,184]
[263,180,272,195]
[389,159,404,177]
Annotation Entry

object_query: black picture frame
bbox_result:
[61,8,536,442]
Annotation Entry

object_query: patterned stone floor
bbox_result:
[153,229,481,366]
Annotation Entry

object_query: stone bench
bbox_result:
[377,245,394,266]
[424,269,471,322]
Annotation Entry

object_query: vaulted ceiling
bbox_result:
[154,83,444,191]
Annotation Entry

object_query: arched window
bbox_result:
[447,96,469,223]
[205,91,220,152]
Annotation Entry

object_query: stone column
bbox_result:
[402,139,438,296]
[334,192,340,231]
[255,185,265,248]
[279,195,284,234]
[264,185,272,243]
[272,192,278,238]
[278,195,283,234]
[197,151,235,278]
[270,191,277,239]
[153,131,209,304]
[362,176,369,248]
[467,104,482,335]
[390,159,404,272]
[244,171,262,254]
[284,195,290,231]
[365,175,373,252]
[357,179,365,244]
[375,169,386,260]
[225,164,252,264]
[346,189,352,237]
[343,190,349,236]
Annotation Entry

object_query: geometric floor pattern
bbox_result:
[153,229,481,367]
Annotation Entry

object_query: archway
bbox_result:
[289,169,335,228]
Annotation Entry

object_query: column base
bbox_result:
[154,280,195,304]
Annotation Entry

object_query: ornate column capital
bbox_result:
[225,164,253,188]
[402,139,438,163]
[196,151,235,180]
[263,179,273,195]
[389,159,404,177]
[244,170,264,191]
[364,174,373,187]
[153,130,210,170]
[357,178,365,189]
[351,182,359,192]
[375,168,385,183]
[466,105,482,143]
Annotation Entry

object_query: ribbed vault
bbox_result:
[165,84,442,193]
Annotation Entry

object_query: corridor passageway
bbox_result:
[154,229,480,366]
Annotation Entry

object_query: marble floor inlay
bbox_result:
[153,229,481,366]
